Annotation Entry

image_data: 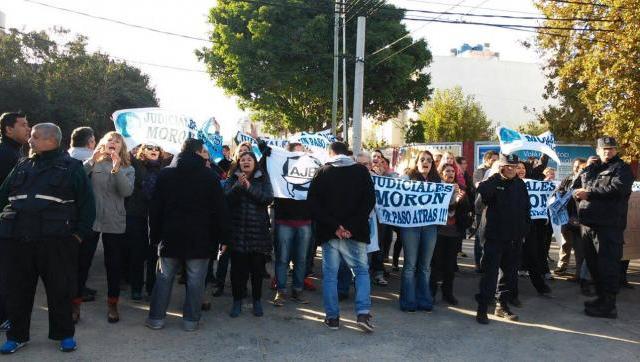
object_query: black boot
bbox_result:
[476,303,489,325]
[585,294,617,319]
[495,302,519,321]
[584,284,604,308]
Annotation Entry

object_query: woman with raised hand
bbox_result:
[124,143,165,301]
[224,151,274,318]
[398,150,441,312]
[76,131,134,324]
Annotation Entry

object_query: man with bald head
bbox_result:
[0,123,95,354]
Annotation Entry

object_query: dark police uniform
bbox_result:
[475,154,530,323]
[0,136,25,327]
[573,137,633,318]
[0,148,95,343]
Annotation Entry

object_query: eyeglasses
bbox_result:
[144,145,160,151]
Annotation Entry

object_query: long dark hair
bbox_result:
[407,150,441,182]
[229,151,260,179]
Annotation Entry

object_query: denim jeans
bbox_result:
[337,259,353,295]
[322,239,371,319]
[399,225,437,310]
[148,258,208,322]
[275,224,312,292]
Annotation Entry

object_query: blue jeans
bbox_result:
[322,239,371,319]
[148,258,208,322]
[399,226,437,310]
[275,224,312,292]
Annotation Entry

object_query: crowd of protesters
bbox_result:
[0,111,635,354]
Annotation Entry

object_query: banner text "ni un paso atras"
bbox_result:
[373,175,454,227]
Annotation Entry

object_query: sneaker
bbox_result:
[553,266,568,275]
[0,320,10,332]
[303,277,317,291]
[457,252,468,258]
[229,301,242,318]
[495,304,519,321]
[59,337,77,352]
[290,290,309,304]
[145,318,165,330]
[476,305,489,325]
[183,320,199,332]
[324,317,340,330]
[0,340,26,354]
[273,291,286,307]
[356,314,374,333]
[373,275,388,286]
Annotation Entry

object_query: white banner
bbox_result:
[633,181,640,192]
[111,108,224,161]
[373,175,454,228]
[497,126,561,164]
[266,147,323,200]
[524,179,557,220]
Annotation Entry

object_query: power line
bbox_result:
[369,0,468,58]
[401,16,615,32]
[401,0,542,15]
[24,0,214,43]
[541,0,613,7]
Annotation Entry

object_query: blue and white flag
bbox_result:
[497,126,561,164]
[372,175,454,228]
[632,181,640,193]
[233,131,263,159]
[112,108,224,161]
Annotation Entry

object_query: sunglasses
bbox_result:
[144,145,160,152]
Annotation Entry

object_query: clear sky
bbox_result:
[2,0,543,139]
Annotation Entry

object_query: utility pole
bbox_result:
[352,16,366,155]
[331,0,340,136]
[341,1,348,145]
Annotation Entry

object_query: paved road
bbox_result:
[4,241,640,361]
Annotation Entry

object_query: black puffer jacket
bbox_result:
[573,155,633,229]
[149,152,229,259]
[224,170,274,253]
[125,157,163,218]
[478,173,531,242]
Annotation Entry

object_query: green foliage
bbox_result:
[535,0,640,160]
[517,120,548,136]
[416,87,493,142]
[0,28,158,144]
[199,0,432,133]
[404,119,425,143]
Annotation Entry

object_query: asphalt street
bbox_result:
[3,240,639,361]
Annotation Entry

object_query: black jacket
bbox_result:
[224,170,274,253]
[125,157,163,219]
[477,173,531,242]
[573,155,633,229]
[149,152,229,259]
[0,137,24,184]
[307,157,375,244]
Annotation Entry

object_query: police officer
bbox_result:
[0,123,95,354]
[475,154,531,325]
[573,137,633,319]
[0,112,30,334]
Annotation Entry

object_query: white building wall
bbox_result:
[429,55,553,128]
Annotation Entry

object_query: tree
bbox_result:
[0,28,158,143]
[199,0,432,133]
[535,0,640,160]
[404,119,425,143]
[518,120,548,135]
[415,87,493,142]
